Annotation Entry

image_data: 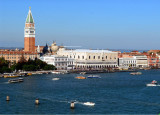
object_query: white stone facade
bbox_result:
[40,55,74,70]
[119,57,137,68]
[57,49,118,69]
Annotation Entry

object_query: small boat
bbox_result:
[52,78,60,80]
[4,74,20,78]
[52,71,61,74]
[18,78,24,82]
[8,79,19,83]
[130,72,142,75]
[80,72,86,75]
[27,73,32,76]
[87,75,100,78]
[75,76,86,79]
[83,102,95,106]
[146,80,160,86]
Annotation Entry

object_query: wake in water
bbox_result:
[40,98,95,106]
[0,82,9,84]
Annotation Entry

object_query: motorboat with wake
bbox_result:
[146,80,160,86]
[130,72,142,75]
[52,78,60,80]
[87,75,100,78]
[83,102,95,106]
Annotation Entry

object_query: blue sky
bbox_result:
[0,0,160,50]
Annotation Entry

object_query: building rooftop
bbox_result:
[62,49,117,53]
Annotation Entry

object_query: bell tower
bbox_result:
[24,7,35,52]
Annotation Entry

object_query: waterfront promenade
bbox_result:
[0,69,160,114]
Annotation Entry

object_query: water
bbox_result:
[0,70,160,114]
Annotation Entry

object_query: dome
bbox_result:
[51,41,59,52]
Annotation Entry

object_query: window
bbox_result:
[82,56,84,59]
[26,31,28,33]
[30,31,34,33]
[106,56,107,59]
[98,56,100,59]
[89,56,91,59]
[93,56,95,59]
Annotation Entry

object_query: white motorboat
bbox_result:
[52,78,60,80]
[146,80,160,86]
[87,75,100,78]
[146,84,160,86]
[83,102,95,106]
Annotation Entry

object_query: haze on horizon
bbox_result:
[0,0,160,50]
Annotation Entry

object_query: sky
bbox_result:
[0,0,160,50]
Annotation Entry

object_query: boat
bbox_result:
[87,75,100,78]
[75,76,86,79]
[8,79,19,83]
[27,73,32,76]
[146,80,160,86]
[80,72,86,75]
[52,71,61,74]
[83,102,95,106]
[18,78,24,82]
[130,72,142,75]
[4,74,20,78]
[52,78,60,80]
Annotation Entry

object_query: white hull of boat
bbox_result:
[83,102,95,106]
[146,84,160,86]
[52,78,60,80]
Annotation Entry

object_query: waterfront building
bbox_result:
[0,50,39,65]
[119,54,136,69]
[57,48,118,69]
[134,55,148,68]
[40,55,74,70]
[24,7,35,52]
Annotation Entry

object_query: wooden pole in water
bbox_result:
[70,102,75,109]
[6,96,10,101]
[35,98,39,105]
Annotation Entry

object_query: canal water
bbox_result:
[0,70,160,114]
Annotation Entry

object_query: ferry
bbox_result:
[8,79,19,83]
[8,78,24,83]
[146,80,160,86]
[75,76,86,79]
[18,78,24,82]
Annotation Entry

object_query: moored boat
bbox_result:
[52,71,61,74]
[4,74,20,78]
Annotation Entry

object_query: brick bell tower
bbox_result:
[24,7,35,52]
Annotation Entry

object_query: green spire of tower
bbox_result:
[26,7,34,23]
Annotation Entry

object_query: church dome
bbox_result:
[51,41,59,52]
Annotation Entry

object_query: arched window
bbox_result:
[93,56,95,59]
[89,56,91,59]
